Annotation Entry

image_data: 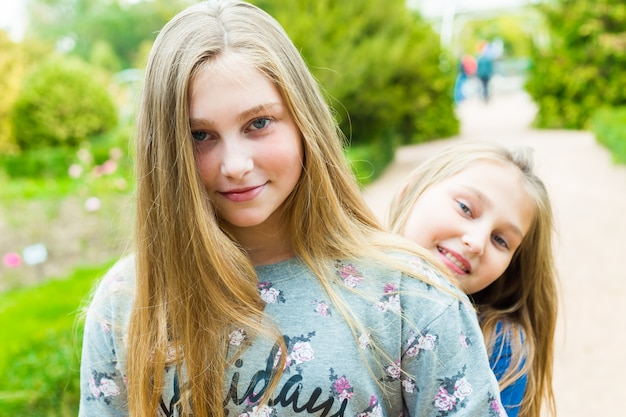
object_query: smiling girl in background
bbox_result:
[388,141,559,417]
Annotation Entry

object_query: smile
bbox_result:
[220,183,266,203]
[437,246,471,274]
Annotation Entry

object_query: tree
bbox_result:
[254,0,458,162]
[25,0,194,69]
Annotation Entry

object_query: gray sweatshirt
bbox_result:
[79,255,507,417]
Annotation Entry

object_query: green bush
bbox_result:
[526,0,626,129]
[591,106,626,165]
[11,56,118,152]
[0,263,111,417]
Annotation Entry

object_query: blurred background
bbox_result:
[1,0,625,415]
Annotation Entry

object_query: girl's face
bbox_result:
[402,161,534,294]
[188,52,303,242]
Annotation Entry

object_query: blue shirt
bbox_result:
[490,322,527,417]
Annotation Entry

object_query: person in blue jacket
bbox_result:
[476,48,495,102]
[388,142,559,417]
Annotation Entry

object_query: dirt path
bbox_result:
[363,91,626,416]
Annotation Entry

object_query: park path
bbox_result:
[362,88,626,416]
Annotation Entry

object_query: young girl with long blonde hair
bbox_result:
[388,141,558,417]
[78,2,507,416]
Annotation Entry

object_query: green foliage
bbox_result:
[27,0,194,69]
[254,0,459,179]
[0,263,110,417]
[458,13,539,58]
[0,31,40,155]
[526,0,626,129]
[11,55,118,152]
[591,106,626,165]
[1,120,132,179]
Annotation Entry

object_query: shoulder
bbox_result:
[86,255,136,323]
[340,253,473,316]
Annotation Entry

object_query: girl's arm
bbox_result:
[78,261,134,417]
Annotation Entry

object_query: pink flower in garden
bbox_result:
[101,159,118,175]
[77,148,93,164]
[68,164,83,178]
[3,252,22,268]
[109,147,123,160]
[85,197,101,212]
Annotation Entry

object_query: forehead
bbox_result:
[188,52,281,113]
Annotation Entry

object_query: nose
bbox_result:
[220,139,253,180]
[461,233,485,256]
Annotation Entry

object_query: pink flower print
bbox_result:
[387,294,400,313]
[405,345,419,357]
[459,333,469,348]
[272,347,283,369]
[490,398,506,417]
[313,300,331,316]
[89,374,101,397]
[260,287,280,303]
[229,328,246,346]
[290,341,314,364]
[99,320,111,334]
[99,378,120,397]
[369,395,378,407]
[338,264,363,287]
[453,377,473,400]
[333,376,354,401]
[333,376,352,394]
[358,333,371,349]
[239,404,274,417]
[383,283,397,294]
[433,386,457,411]
[402,377,416,393]
[417,334,436,350]
[385,360,401,380]
[257,282,284,304]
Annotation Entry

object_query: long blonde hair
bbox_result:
[388,141,558,417]
[129,1,442,416]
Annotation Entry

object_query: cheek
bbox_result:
[195,153,219,189]
[402,205,438,249]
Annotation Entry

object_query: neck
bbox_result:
[227,222,294,266]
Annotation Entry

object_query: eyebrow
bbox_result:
[463,185,524,239]
[189,102,283,128]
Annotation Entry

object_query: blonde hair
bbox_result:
[129,1,442,416]
[388,141,558,417]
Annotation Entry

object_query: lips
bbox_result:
[220,183,266,203]
[437,246,471,275]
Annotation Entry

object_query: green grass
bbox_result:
[0,262,113,417]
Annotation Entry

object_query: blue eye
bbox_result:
[191,131,208,142]
[250,117,271,130]
[492,235,509,249]
[457,201,472,215]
